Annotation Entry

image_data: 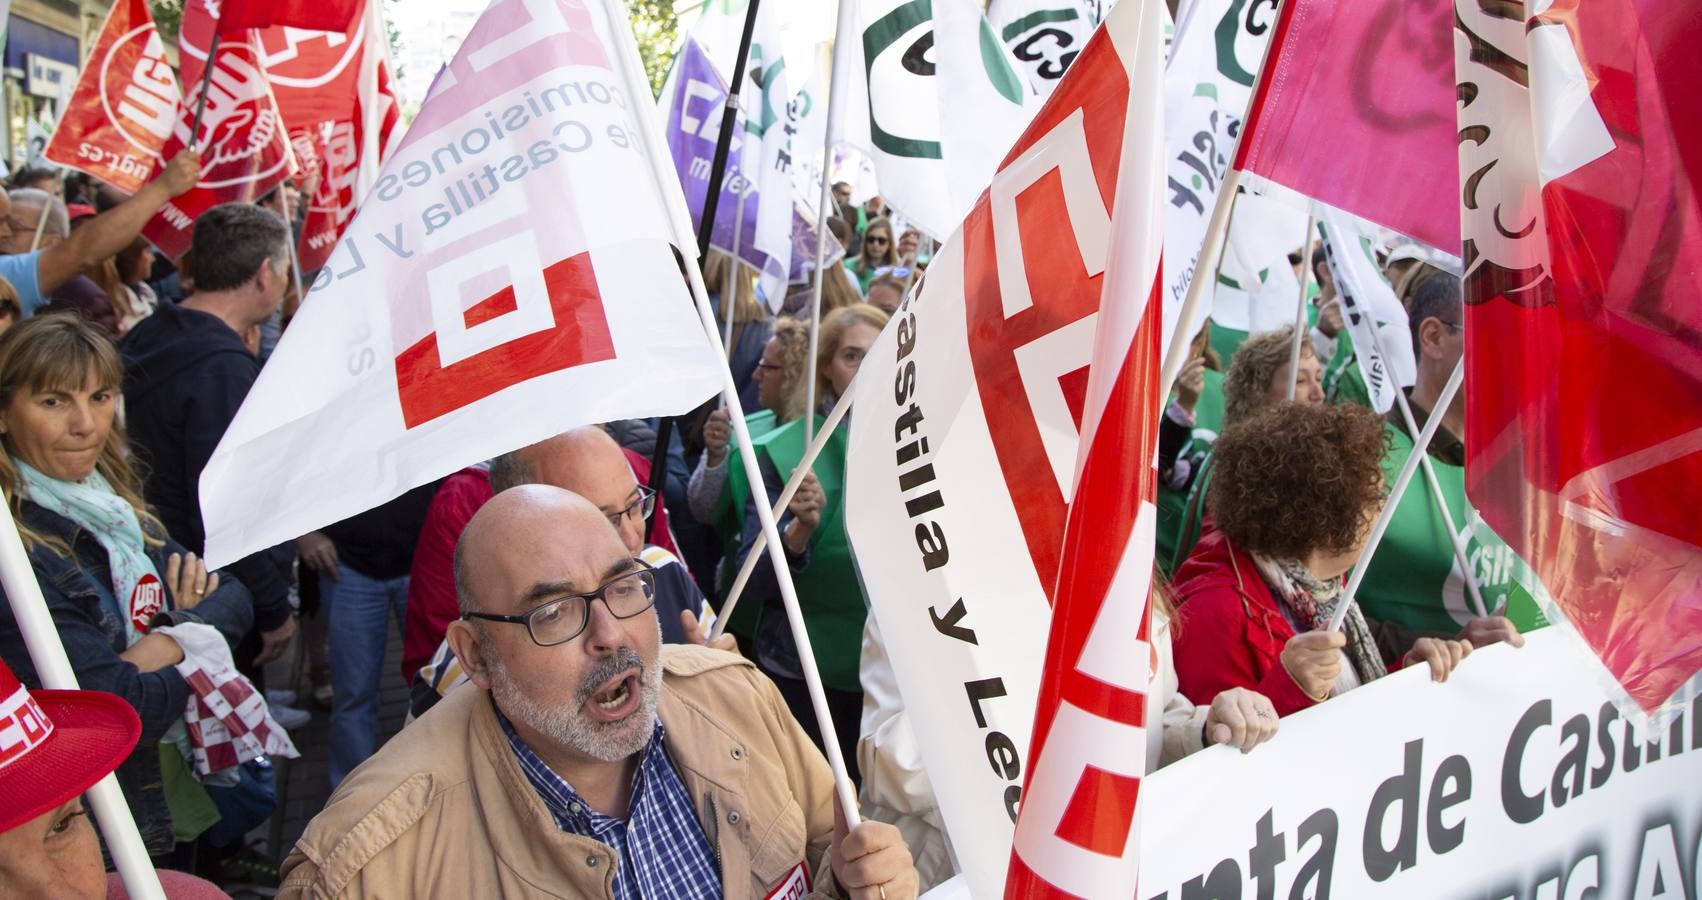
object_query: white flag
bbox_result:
[1317,202,1417,413]
[199,0,724,567]
[1161,0,1278,345]
[846,0,1041,238]
[987,0,1098,96]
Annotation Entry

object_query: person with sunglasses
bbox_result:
[281,486,918,900]
[408,427,724,719]
[843,218,897,295]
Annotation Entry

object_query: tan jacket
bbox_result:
[280,645,844,899]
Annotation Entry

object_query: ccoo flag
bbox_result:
[1455,0,1702,714]
[198,0,725,568]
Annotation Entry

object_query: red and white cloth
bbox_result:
[159,623,298,776]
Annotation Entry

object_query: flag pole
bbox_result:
[709,385,854,640]
[721,196,747,355]
[187,14,226,150]
[645,0,765,544]
[803,0,856,448]
[0,507,165,900]
[1360,314,1490,616]
[1158,0,1285,397]
[1328,356,1465,631]
[604,0,862,824]
[1286,207,1315,401]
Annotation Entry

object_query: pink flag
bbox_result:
[1004,0,1165,895]
[1233,0,1458,250]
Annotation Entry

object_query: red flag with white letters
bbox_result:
[42,0,180,192]
[217,0,361,33]
[1457,0,1702,714]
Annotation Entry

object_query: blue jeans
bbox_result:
[325,564,409,788]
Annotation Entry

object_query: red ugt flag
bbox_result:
[1458,0,1702,713]
[1004,0,1165,895]
[216,0,361,33]
[141,0,296,259]
[1233,0,1458,250]
[42,0,180,193]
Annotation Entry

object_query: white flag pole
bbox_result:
[0,507,165,900]
[1329,356,1465,631]
[1286,207,1315,401]
[722,195,747,355]
[603,0,861,824]
[709,385,855,640]
[1360,315,1490,616]
[803,0,856,448]
[1158,0,1286,397]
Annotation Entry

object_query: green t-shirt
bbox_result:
[1157,369,1224,575]
[1355,421,1548,636]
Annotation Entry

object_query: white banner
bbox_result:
[200,0,723,567]
[1318,202,1417,413]
[1162,0,1279,345]
[846,0,1041,238]
[988,0,1097,96]
[1139,630,1702,897]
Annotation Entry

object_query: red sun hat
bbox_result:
[0,655,139,834]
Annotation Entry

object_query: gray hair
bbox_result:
[454,527,478,616]
[1406,270,1463,357]
[487,450,535,494]
[8,189,68,239]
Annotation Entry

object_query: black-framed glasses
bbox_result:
[462,559,657,647]
[608,484,657,529]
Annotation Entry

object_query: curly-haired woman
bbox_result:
[1170,402,1474,715]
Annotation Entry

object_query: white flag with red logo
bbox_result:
[198,0,725,569]
[258,0,401,271]
[42,0,180,191]
[844,2,1163,894]
[142,0,298,259]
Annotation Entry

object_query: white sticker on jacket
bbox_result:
[763,861,810,900]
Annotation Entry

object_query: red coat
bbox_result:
[398,451,679,681]
[1169,529,1320,716]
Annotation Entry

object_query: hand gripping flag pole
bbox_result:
[603,0,863,824]
[0,506,165,899]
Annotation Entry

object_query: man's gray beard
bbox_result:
[487,631,663,764]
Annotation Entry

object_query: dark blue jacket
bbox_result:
[120,302,292,632]
[0,501,254,854]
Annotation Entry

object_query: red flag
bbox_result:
[1003,1,1165,896]
[217,0,361,34]
[1233,0,1458,250]
[1460,0,1702,713]
[42,0,180,193]
[142,1,296,259]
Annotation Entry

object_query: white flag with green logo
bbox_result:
[1162,0,1278,345]
[1317,202,1417,413]
[848,0,1040,238]
[988,0,1098,95]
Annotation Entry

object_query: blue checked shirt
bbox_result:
[497,709,722,900]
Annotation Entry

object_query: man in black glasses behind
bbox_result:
[408,427,724,718]
[281,486,917,900]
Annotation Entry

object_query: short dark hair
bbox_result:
[488,451,534,494]
[188,203,290,292]
[1406,270,1462,357]
[1208,402,1390,561]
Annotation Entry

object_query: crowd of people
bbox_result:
[0,150,1539,900]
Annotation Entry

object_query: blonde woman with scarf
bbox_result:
[0,314,255,858]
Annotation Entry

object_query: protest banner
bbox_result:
[988,0,1097,96]
[846,6,1153,894]
[141,0,296,259]
[1138,630,1702,898]
[846,0,1040,238]
[1455,0,1702,716]
[1161,0,1279,350]
[1315,202,1414,414]
[42,0,177,192]
[199,0,725,568]
[1006,0,1165,893]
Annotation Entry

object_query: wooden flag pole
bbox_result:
[604,0,862,824]
[645,0,765,544]
[0,506,165,899]
[802,0,857,448]
[1329,356,1464,631]
[1286,207,1316,400]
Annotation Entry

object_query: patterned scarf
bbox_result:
[16,459,162,647]
[1256,554,1388,687]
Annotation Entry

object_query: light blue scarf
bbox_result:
[16,459,162,646]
